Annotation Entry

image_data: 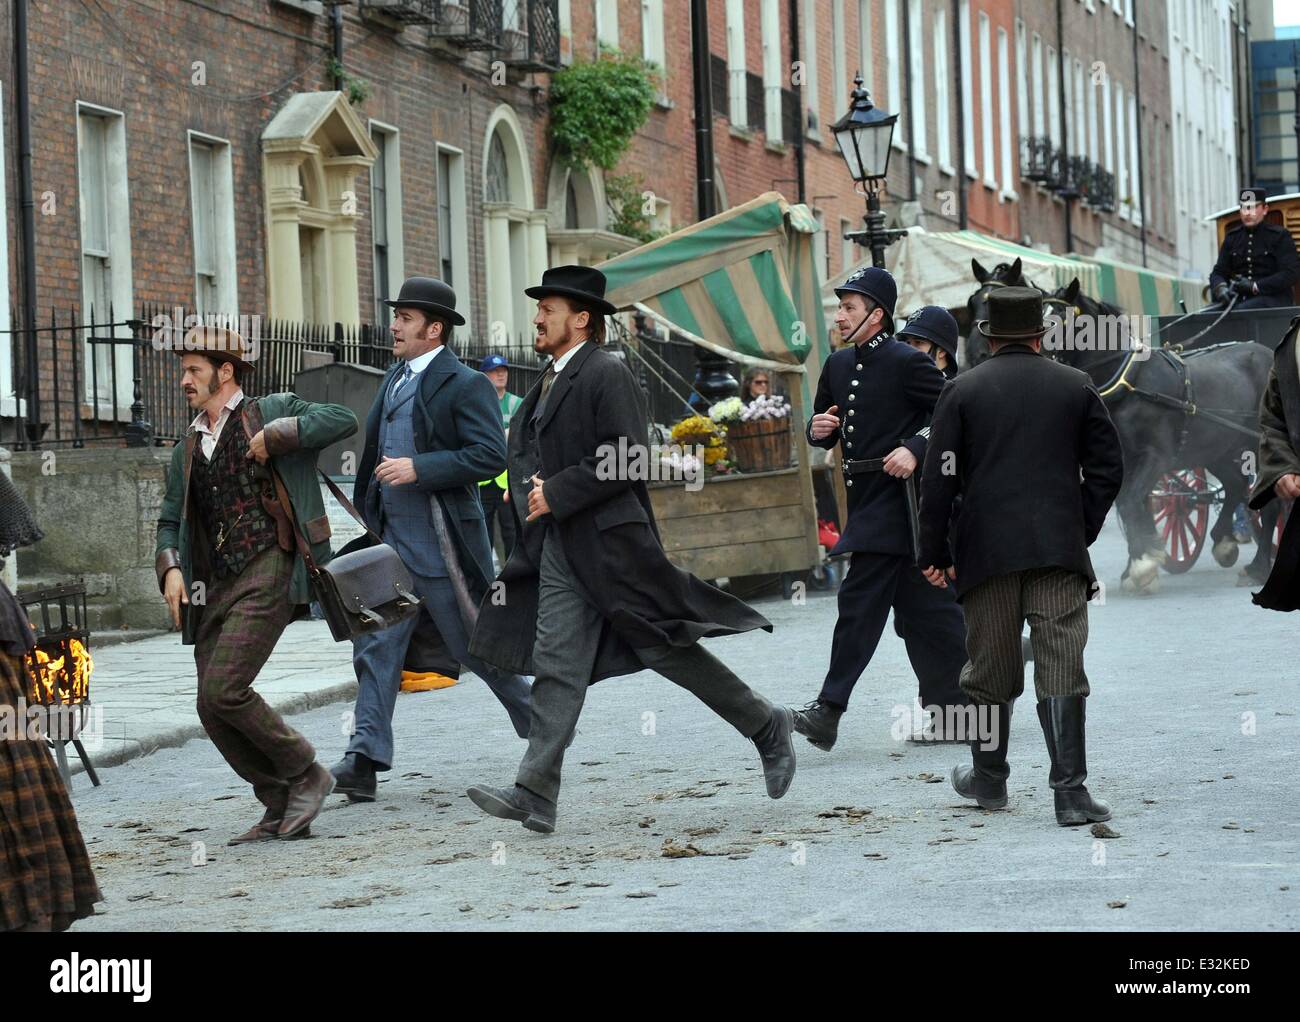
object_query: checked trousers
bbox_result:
[192,546,315,814]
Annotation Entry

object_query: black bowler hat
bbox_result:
[898,306,960,364]
[976,287,1048,340]
[525,265,618,317]
[384,276,466,326]
[1240,186,1270,207]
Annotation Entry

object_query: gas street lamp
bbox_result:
[833,72,908,268]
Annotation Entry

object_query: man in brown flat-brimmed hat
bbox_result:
[917,287,1124,828]
[155,323,358,844]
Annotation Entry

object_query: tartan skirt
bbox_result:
[0,650,102,931]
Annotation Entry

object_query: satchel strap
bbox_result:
[240,397,384,568]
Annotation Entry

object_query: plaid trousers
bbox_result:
[959,568,1091,704]
[193,546,315,813]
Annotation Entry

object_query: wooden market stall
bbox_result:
[597,193,833,583]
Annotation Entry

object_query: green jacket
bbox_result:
[155,392,359,640]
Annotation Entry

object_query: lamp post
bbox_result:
[833,73,908,268]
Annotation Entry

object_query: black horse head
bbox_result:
[966,258,1035,367]
[1041,277,1131,377]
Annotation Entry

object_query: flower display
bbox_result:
[707,396,743,424]
[739,394,791,422]
[670,414,729,466]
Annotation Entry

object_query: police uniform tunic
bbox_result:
[1209,222,1300,309]
[805,332,968,712]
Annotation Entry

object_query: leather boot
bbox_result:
[791,699,843,751]
[278,763,335,839]
[1037,696,1111,826]
[227,808,284,845]
[330,752,377,803]
[466,784,557,834]
[950,702,1012,810]
[752,705,797,798]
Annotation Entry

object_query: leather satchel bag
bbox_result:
[268,463,422,642]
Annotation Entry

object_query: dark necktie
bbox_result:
[538,363,558,402]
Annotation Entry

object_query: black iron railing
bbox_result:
[433,0,503,49]
[1019,136,1117,212]
[498,0,560,71]
[0,304,732,449]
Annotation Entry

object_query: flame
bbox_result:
[25,637,93,705]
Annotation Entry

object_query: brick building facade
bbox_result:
[0,0,1244,446]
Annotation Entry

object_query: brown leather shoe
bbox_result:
[228,810,284,846]
[277,763,334,839]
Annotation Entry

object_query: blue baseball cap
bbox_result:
[479,354,509,372]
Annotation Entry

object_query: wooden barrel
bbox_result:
[726,418,793,473]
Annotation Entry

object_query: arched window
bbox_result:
[486,133,511,204]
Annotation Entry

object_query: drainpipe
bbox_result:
[1056,0,1073,253]
[691,0,717,220]
[14,0,41,441]
[790,0,806,203]
[952,0,968,229]
[902,0,917,201]
[331,2,344,89]
[1132,1,1148,267]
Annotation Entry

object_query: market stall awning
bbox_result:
[598,192,829,376]
[825,227,1203,320]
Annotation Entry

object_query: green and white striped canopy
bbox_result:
[598,192,829,380]
[826,227,1204,319]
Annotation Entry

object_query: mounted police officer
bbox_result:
[898,306,960,379]
[1207,187,1300,311]
[790,267,969,752]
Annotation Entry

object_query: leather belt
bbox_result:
[843,457,887,474]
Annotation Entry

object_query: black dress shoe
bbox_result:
[791,699,843,751]
[466,784,556,834]
[330,752,377,803]
[1037,696,1111,827]
[752,706,796,798]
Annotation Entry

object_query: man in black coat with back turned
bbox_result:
[466,266,796,834]
[918,287,1124,827]
[792,267,970,753]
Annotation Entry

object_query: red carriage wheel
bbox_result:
[1149,468,1210,574]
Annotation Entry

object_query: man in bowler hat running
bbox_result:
[466,266,796,833]
[330,276,531,801]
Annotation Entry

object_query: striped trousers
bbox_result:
[959,568,1091,704]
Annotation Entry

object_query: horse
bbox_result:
[1037,279,1276,594]
[965,258,1035,367]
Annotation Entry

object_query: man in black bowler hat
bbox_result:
[1207,187,1300,310]
[465,265,796,834]
[918,287,1123,827]
[330,276,532,802]
[791,267,970,752]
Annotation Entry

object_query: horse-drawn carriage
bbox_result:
[959,236,1295,593]
[1136,197,1300,578]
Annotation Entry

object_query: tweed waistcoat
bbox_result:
[190,411,279,580]
[378,374,446,577]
